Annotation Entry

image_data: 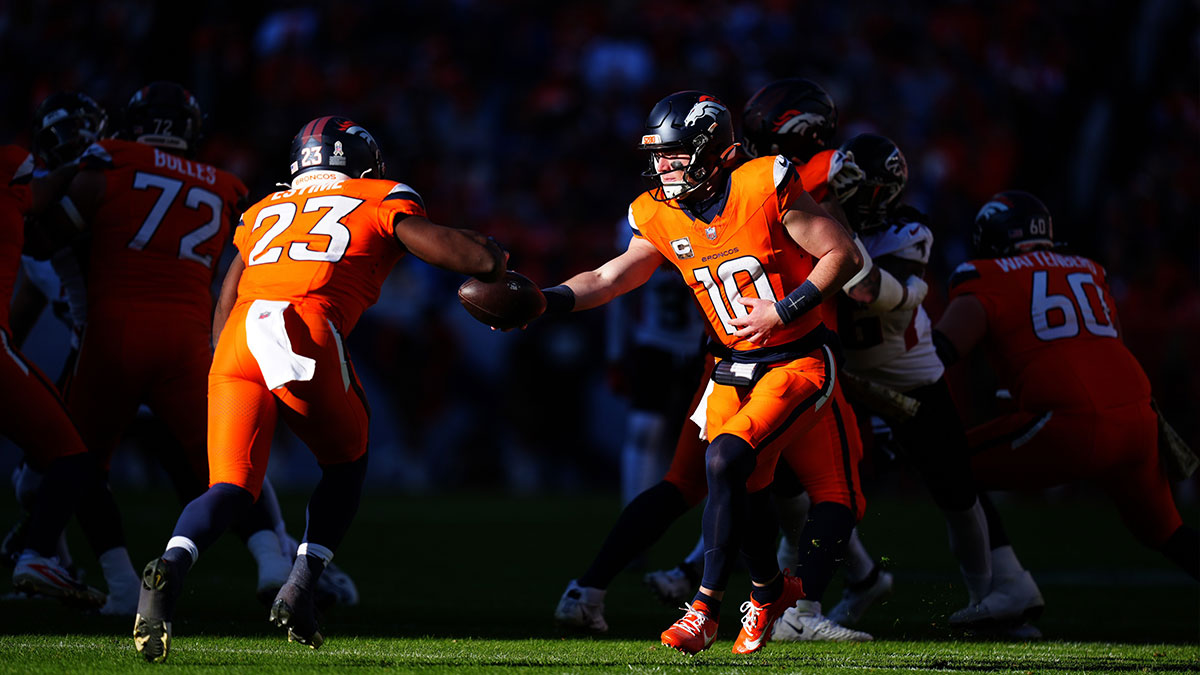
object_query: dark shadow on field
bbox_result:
[0,491,1195,647]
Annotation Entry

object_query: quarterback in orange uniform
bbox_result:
[935,190,1197,581]
[133,115,508,663]
[542,91,861,655]
[555,80,868,645]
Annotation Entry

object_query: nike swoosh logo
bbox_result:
[908,226,920,235]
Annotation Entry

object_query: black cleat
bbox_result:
[270,583,324,649]
[133,558,182,663]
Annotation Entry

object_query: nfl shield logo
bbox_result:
[705,226,717,241]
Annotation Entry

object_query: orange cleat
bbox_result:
[731,574,804,654]
[660,599,719,655]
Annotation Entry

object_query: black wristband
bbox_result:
[542,285,576,314]
[774,279,822,324]
[931,329,959,366]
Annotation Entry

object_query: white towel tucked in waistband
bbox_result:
[688,378,715,441]
[245,299,316,390]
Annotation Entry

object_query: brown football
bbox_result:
[457,270,546,330]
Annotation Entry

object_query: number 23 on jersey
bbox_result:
[246,194,362,266]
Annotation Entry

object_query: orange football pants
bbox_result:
[207,302,369,499]
[969,400,1182,547]
[664,348,864,517]
[0,327,87,470]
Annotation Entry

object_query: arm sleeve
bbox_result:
[377,182,428,237]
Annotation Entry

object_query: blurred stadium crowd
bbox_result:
[2,0,1196,493]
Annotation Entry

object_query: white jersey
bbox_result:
[606,218,706,361]
[842,216,943,391]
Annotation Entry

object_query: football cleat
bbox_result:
[772,599,874,642]
[731,574,804,654]
[12,553,105,608]
[315,561,359,608]
[827,566,894,627]
[660,600,718,655]
[553,579,608,633]
[949,570,1044,628]
[270,582,324,649]
[133,557,181,663]
[643,565,695,607]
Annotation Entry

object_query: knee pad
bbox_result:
[705,434,756,486]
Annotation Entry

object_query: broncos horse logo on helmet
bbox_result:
[742,78,837,163]
[289,116,385,182]
[972,190,1054,258]
[638,91,739,201]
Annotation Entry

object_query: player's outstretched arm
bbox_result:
[546,236,663,314]
[393,215,506,282]
[212,255,244,348]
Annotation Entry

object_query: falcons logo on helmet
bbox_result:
[885,149,907,177]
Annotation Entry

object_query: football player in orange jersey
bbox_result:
[0,137,108,608]
[542,90,861,655]
[556,82,871,645]
[935,191,1198,589]
[133,115,507,662]
[35,82,305,617]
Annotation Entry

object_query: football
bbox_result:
[457,270,546,330]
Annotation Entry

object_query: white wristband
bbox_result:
[867,268,904,312]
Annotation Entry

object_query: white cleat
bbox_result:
[99,590,138,616]
[12,553,105,608]
[553,579,608,633]
[316,561,359,607]
[771,599,874,642]
[949,570,1044,628]
[643,566,693,607]
[828,567,894,627]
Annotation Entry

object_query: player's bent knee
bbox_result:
[705,434,756,485]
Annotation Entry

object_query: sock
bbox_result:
[700,435,757,591]
[75,479,128,556]
[232,492,279,543]
[842,528,874,585]
[791,501,855,603]
[23,452,94,557]
[621,411,670,505]
[98,546,140,593]
[990,545,1025,579]
[692,591,720,617]
[944,499,992,603]
[978,493,1012,548]
[55,531,73,569]
[171,483,255,553]
[302,455,368,552]
[287,553,326,592]
[742,488,782,582]
[578,481,690,589]
[750,573,783,604]
[247,529,285,565]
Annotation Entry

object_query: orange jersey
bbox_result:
[80,139,246,322]
[948,250,1151,411]
[233,178,425,334]
[629,155,823,354]
[0,145,34,330]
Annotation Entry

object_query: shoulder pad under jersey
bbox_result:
[948,261,982,289]
[862,216,934,264]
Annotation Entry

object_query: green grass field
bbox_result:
[0,489,1196,672]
